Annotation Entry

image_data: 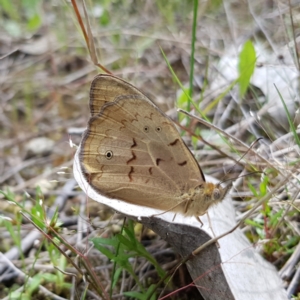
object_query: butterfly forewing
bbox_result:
[90,75,145,116]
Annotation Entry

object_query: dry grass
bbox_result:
[0,0,299,299]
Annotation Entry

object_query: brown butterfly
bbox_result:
[79,74,228,219]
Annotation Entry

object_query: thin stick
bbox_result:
[178,109,282,173]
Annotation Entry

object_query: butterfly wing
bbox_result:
[89,74,146,116]
[80,75,205,210]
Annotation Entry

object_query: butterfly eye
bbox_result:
[155,126,162,132]
[213,189,221,200]
[143,126,149,133]
[105,150,113,160]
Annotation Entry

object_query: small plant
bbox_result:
[92,220,167,299]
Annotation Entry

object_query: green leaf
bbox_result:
[124,285,156,300]
[30,188,46,230]
[259,175,269,196]
[116,234,133,249]
[112,255,135,275]
[238,40,256,98]
[92,220,166,290]
[261,203,271,217]
[269,208,284,227]
[93,243,116,260]
[123,291,146,299]
[123,221,136,243]
[4,219,22,255]
[112,267,122,288]
[176,87,190,108]
[247,182,258,197]
[245,218,263,229]
[26,274,43,294]
[27,13,41,31]
[92,236,119,248]
[100,9,110,26]
[0,0,19,19]
[285,236,299,248]
[176,87,190,122]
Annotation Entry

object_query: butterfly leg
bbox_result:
[172,213,177,221]
[206,212,220,248]
[196,216,203,227]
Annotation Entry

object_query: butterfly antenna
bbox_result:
[175,121,244,168]
[220,171,264,185]
[224,137,264,177]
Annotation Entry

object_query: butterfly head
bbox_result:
[206,182,229,202]
[185,182,230,217]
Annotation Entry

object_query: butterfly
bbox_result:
[78,74,228,220]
